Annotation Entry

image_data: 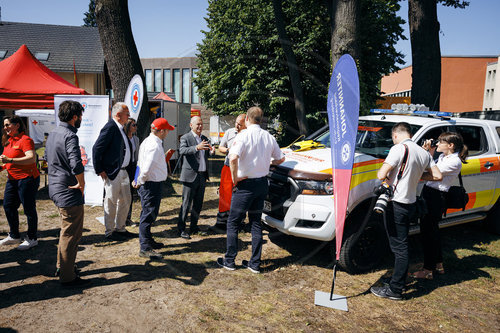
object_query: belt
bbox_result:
[120,167,128,170]
[240,176,267,182]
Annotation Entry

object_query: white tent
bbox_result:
[14,109,56,144]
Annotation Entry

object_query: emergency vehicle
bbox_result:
[262,110,500,273]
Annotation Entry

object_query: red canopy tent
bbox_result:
[0,44,87,109]
[152,91,176,102]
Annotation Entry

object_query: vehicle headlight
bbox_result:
[296,180,333,195]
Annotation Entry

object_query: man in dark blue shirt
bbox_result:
[46,100,87,287]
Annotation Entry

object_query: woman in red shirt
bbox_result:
[0,116,40,250]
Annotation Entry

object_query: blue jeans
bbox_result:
[3,176,40,240]
[138,181,162,251]
[384,201,416,294]
[224,177,268,270]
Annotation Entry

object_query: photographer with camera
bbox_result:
[370,122,442,300]
[410,132,468,280]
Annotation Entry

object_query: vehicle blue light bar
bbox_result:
[370,109,453,117]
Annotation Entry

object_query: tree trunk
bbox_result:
[330,0,359,70]
[409,0,441,110]
[272,0,308,136]
[95,0,150,140]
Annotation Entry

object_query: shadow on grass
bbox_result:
[0,257,208,310]
[369,221,500,299]
[263,221,500,278]
[0,230,209,310]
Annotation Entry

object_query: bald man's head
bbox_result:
[190,116,203,136]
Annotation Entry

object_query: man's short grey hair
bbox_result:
[112,102,127,117]
[190,116,202,124]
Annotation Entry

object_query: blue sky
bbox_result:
[2,0,499,65]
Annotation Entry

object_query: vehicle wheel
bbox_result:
[485,198,500,234]
[337,221,388,274]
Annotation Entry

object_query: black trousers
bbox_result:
[178,172,207,233]
[4,176,40,240]
[420,185,445,271]
[384,200,416,294]
[138,181,162,251]
[224,177,268,270]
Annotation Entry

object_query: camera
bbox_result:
[430,139,438,148]
[373,182,393,214]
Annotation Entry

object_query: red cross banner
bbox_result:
[124,74,144,121]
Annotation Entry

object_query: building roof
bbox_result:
[0,21,104,73]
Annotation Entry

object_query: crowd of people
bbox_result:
[0,103,467,296]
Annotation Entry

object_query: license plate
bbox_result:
[263,200,272,212]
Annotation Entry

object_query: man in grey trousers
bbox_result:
[177,116,214,239]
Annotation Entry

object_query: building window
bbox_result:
[173,69,180,101]
[192,68,200,104]
[154,69,161,92]
[163,69,171,92]
[0,50,7,59]
[182,69,190,103]
[145,69,153,92]
[35,52,50,61]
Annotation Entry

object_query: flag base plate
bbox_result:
[314,290,348,311]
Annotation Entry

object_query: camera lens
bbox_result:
[373,193,390,214]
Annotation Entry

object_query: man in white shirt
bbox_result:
[371,122,441,300]
[211,114,246,232]
[217,106,285,273]
[134,118,174,259]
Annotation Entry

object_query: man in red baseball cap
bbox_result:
[133,117,174,259]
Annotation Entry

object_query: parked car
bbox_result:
[262,112,500,273]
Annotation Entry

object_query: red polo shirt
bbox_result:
[3,133,40,180]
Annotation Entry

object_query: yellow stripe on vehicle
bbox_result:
[473,188,500,208]
[462,159,481,175]
[350,170,379,189]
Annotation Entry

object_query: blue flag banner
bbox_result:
[327,54,360,261]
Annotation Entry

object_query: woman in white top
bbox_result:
[124,118,140,225]
[411,132,468,279]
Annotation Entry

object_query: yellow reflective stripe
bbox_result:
[462,159,481,175]
[351,170,378,189]
[353,161,384,174]
[473,189,500,208]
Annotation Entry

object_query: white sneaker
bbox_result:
[0,235,22,246]
[17,238,38,250]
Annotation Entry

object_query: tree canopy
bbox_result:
[195,0,405,139]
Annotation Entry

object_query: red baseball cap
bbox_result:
[151,118,174,131]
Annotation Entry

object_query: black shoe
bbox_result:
[217,257,235,271]
[179,231,191,239]
[139,250,163,259]
[208,225,226,234]
[105,232,124,241]
[55,265,80,277]
[370,285,402,300]
[242,260,260,274]
[151,241,164,249]
[61,276,90,287]
[116,230,137,238]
